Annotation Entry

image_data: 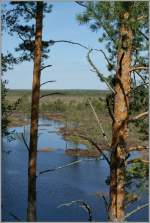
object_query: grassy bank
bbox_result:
[7,89,148,149]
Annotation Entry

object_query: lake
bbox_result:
[2,118,148,222]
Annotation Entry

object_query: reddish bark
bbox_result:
[109,8,133,222]
[27,2,43,221]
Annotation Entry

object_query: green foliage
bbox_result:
[1,54,21,136]
[77,1,148,72]
[2,2,53,65]
[129,80,148,140]
[126,162,148,193]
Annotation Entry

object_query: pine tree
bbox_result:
[77,1,148,221]
[3,1,52,221]
[1,53,20,137]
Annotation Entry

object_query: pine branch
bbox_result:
[127,158,149,165]
[88,98,111,147]
[39,159,83,175]
[133,70,148,85]
[49,39,88,49]
[94,49,112,68]
[9,212,21,221]
[40,80,56,87]
[137,29,148,41]
[75,1,88,8]
[131,82,149,92]
[49,40,112,66]
[130,66,148,72]
[129,111,148,122]
[40,64,52,71]
[87,49,115,93]
[22,5,35,18]
[40,92,65,99]
[106,95,114,122]
[102,195,109,212]
[127,145,148,153]
[58,200,93,221]
[71,133,110,165]
[137,15,147,21]
[75,1,115,43]
[125,203,149,219]
[21,133,29,151]
[39,158,98,175]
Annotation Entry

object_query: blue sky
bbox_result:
[2,2,111,90]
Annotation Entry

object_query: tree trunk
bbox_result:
[27,2,43,221]
[108,5,133,222]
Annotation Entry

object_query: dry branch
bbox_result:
[40,64,52,71]
[87,49,115,93]
[137,29,148,41]
[88,98,111,147]
[129,111,148,122]
[58,200,93,221]
[39,158,98,175]
[130,66,148,72]
[72,133,110,165]
[127,158,149,165]
[39,159,83,175]
[21,133,29,151]
[40,80,56,87]
[9,212,21,221]
[125,203,149,219]
[131,82,149,92]
[106,96,114,122]
[127,145,148,153]
[40,92,65,99]
[49,39,112,66]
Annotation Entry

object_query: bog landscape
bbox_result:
[2,1,149,222]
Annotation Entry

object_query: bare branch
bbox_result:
[88,98,111,147]
[131,82,149,92]
[106,95,114,122]
[49,39,88,49]
[94,49,112,67]
[127,145,148,153]
[130,66,148,72]
[137,15,147,21]
[102,195,109,212]
[40,80,56,87]
[39,159,83,175]
[127,158,149,165]
[70,133,110,165]
[58,200,93,221]
[9,212,21,221]
[22,4,35,18]
[137,29,148,41]
[87,49,115,93]
[40,64,52,71]
[129,111,148,122]
[75,1,88,8]
[49,40,112,66]
[40,92,65,99]
[133,70,148,86]
[125,203,149,219]
[39,158,98,175]
[17,32,26,42]
[21,133,29,151]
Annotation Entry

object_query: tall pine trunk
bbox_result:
[27,2,43,221]
[109,5,133,222]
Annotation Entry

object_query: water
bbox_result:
[2,119,149,221]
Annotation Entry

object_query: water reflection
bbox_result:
[2,119,149,221]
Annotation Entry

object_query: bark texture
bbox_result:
[27,2,43,221]
[109,5,133,222]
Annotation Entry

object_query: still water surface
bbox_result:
[2,119,148,221]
